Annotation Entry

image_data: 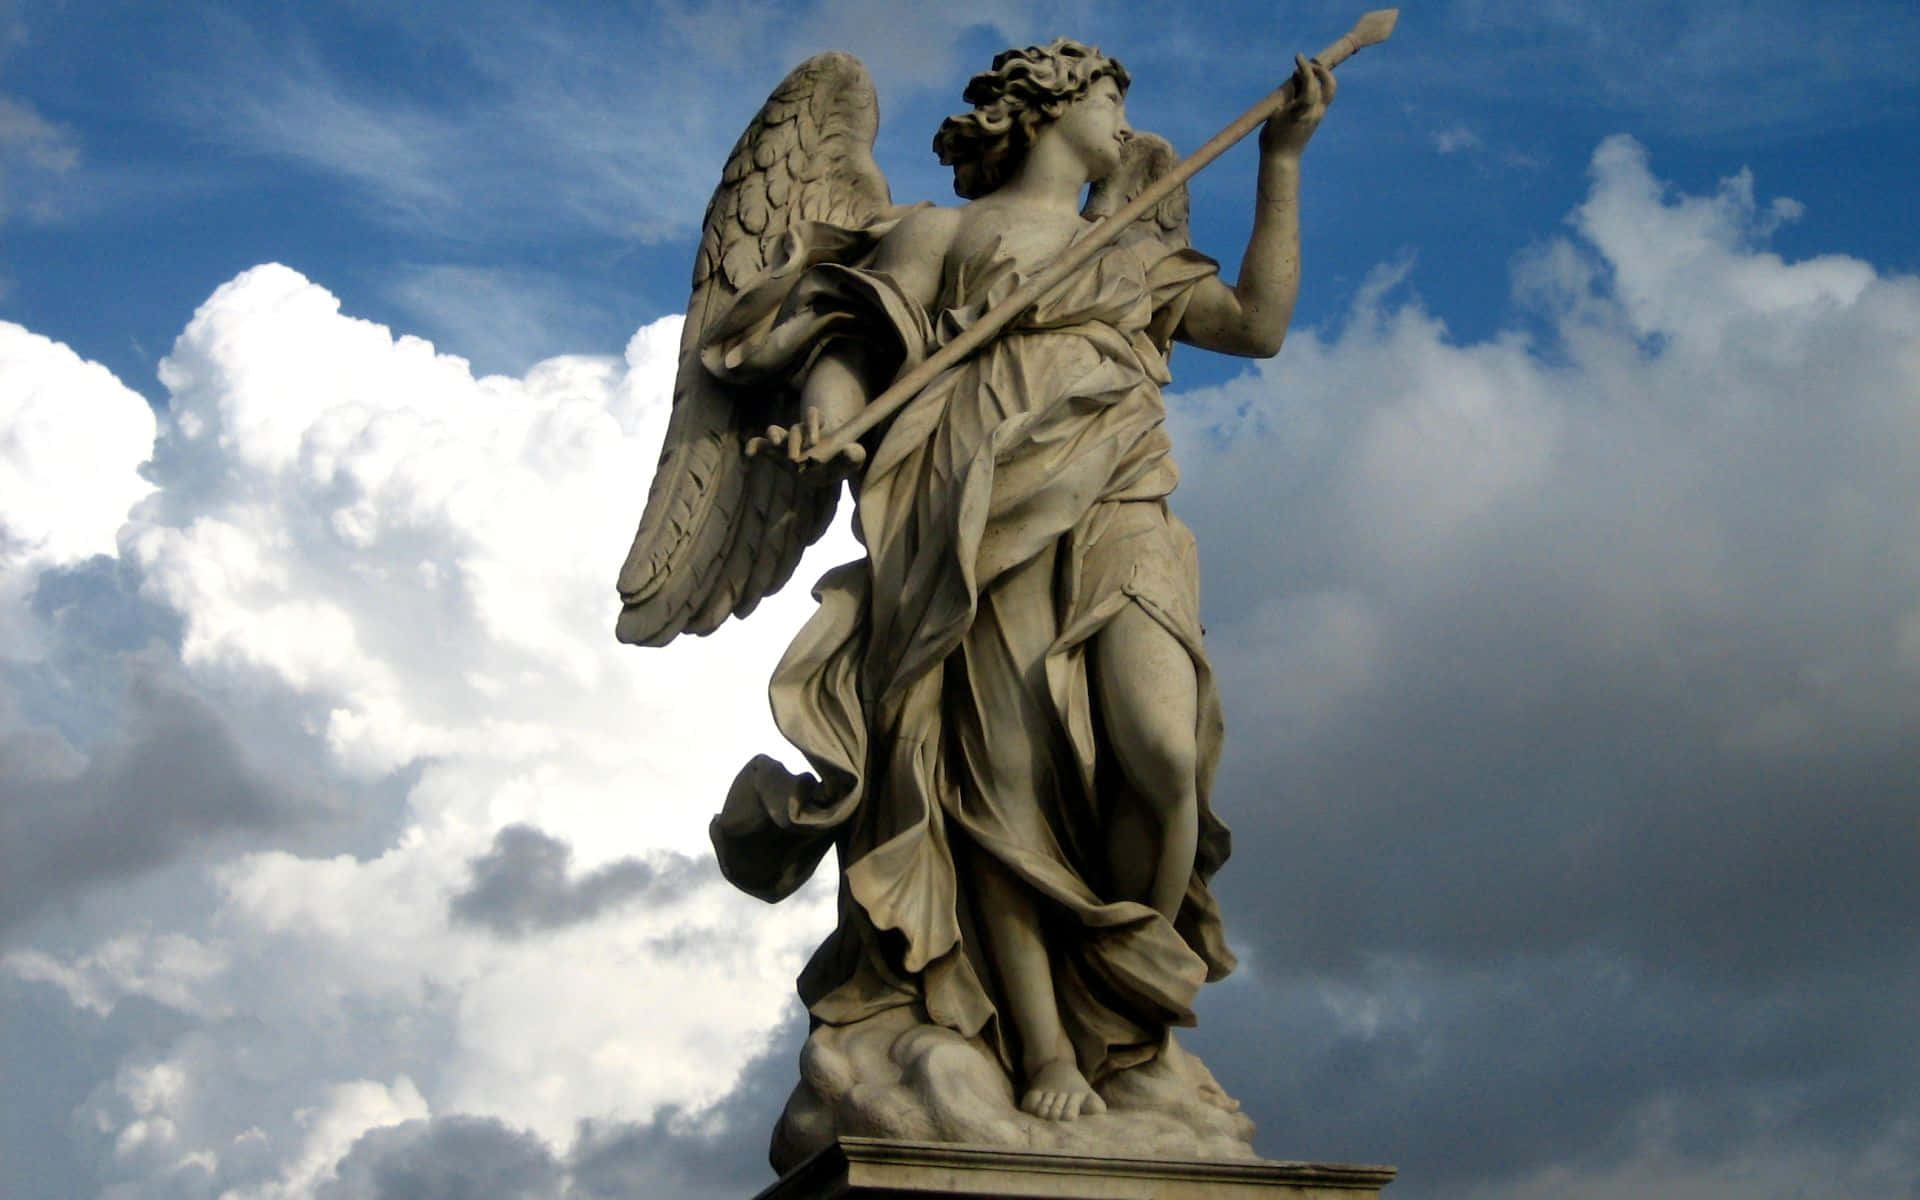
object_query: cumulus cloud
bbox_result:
[310,1013,801,1200]
[0,323,297,928]
[0,321,154,643]
[5,264,845,1195]
[317,1115,563,1200]
[1167,135,1920,1192]
[5,131,1916,1200]
[0,659,296,930]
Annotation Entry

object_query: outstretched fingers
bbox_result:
[745,418,866,479]
[745,423,788,459]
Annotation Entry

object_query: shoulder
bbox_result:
[877,204,962,258]
[869,205,963,307]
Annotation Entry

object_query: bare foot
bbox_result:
[1020,1058,1109,1122]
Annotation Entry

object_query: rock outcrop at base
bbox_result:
[769,1005,1257,1174]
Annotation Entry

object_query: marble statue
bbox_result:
[616,15,1393,1171]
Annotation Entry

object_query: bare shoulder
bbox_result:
[872,205,962,307]
[877,205,961,262]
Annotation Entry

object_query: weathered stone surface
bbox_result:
[618,16,1393,1158]
[770,1006,1256,1174]
[757,1137,1397,1200]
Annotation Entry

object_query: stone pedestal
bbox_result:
[755,1137,1396,1199]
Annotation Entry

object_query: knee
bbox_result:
[1123,728,1199,820]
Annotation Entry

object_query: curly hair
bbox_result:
[933,38,1131,200]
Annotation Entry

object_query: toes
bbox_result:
[1022,1077,1105,1122]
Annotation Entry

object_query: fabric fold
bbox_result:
[706,217,1236,1082]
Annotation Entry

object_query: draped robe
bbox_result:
[705,217,1237,1082]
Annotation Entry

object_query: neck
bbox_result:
[995,138,1089,211]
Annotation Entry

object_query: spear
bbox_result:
[802,8,1398,465]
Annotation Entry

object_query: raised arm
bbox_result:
[1176,55,1335,359]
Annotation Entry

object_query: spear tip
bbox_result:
[1352,9,1399,49]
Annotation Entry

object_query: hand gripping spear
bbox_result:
[802,8,1398,466]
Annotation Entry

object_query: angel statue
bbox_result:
[616,29,1359,1170]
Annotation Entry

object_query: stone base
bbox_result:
[755,1137,1396,1199]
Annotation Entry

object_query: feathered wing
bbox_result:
[1081,131,1191,250]
[616,52,891,647]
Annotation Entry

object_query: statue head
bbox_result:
[933,38,1131,200]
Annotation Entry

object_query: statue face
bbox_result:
[1046,75,1130,182]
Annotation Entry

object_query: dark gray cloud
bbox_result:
[319,1115,565,1200]
[1191,948,1919,1195]
[566,1011,802,1200]
[1,554,427,942]
[449,824,704,936]
[5,36,1915,1195]
[1159,141,1920,1195]
[308,1014,802,1200]
[0,655,295,933]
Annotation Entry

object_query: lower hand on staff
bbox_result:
[746,406,868,479]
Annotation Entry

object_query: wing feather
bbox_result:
[1081,131,1191,250]
[616,52,891,647]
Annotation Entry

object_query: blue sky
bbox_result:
[4,2,1919,1198]
[14,0,1917,392]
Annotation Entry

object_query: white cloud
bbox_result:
[1177,139,1920,767]
[1165,136,1919,1187]
[8,263,848,1193]
[0,95,79,171]
[1431,123,1481,154]
[1572,138,1872,356]
[0,93,81,221]
[133,264,846,818]
[8,128,1919,1197]
[0,321,155,652]
[200,18,732,244]
[3,933,228,1018]
[191,2,1103,251]
[230,1076,431,1200]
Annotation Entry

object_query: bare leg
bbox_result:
[970,851,1106,1120]
[960,552,1105,1120]
[1093,602,1200,922]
